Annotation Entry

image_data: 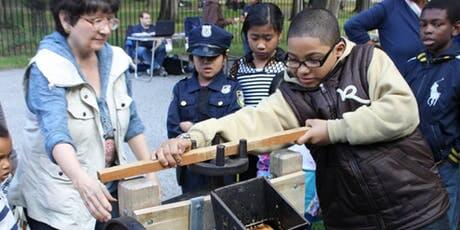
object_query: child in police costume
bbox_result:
[157,9,450,229]
[166,24,244,193]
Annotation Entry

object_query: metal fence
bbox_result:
[0,0,366,57]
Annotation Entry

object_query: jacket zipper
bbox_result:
[319,83,337,119]
[415,70,429,99]
[349,157,386,229]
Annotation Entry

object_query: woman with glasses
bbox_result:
[8,0,157,229]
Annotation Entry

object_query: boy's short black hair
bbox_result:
[50,0,120,36]
[423,0,460,24]
[288,8,340,46]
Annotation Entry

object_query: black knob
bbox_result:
[215,144,225,166]
[239,139,247,158]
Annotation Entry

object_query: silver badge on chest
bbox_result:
[221,84,231,94]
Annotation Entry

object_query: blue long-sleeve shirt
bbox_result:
[344,0,424,73]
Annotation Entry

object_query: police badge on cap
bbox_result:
[201,25,212,38]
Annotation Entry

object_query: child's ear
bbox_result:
[334,40,346,57]
[452,20,460,37]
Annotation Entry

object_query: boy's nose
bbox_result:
[295,64,312,76]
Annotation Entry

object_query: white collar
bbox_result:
[405,0,422,17]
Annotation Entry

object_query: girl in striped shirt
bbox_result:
[229,3,285,179]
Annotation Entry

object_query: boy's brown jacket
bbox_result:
[187,39,449,229]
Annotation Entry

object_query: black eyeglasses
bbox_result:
[285,39,342,69]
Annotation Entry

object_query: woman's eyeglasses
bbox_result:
[80,16,120,31]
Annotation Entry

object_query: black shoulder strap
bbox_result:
[268,70,285,95]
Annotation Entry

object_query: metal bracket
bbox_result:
[189,196,205,230]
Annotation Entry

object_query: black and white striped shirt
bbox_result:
[230,49,285,107]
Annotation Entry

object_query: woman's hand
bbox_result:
[52,143,116,222]
[73,170,116,222]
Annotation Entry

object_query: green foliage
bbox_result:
[0,0,357,69]
[22,0,49,10]
[0,56,30,69]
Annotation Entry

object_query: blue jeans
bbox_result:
[437,161,459,230]
[135,43,167,71]
[419,212,450,230]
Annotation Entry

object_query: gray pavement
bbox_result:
[0,69,183,201]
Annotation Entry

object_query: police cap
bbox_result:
[187,24,233,57]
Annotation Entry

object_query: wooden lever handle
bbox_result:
[98,127,309,183]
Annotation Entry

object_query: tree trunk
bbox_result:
[354,0,371,12]
[309,0,327,8]
[158,0,178,20]
[326,0,341,17]
[0,0,4,25]
[290,0,304,20]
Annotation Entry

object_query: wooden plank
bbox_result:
[99,127,308,183]
[133,171,305,230]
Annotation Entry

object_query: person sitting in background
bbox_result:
[125,11,167,76]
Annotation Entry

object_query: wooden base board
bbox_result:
[132,171,305,229]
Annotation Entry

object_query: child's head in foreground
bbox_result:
[286,8,346,88]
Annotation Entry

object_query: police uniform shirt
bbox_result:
[167,71,244,138]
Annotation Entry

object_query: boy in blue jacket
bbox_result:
[403,0,460,229]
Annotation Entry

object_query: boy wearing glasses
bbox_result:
[154,8,449,229]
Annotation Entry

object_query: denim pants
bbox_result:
[136,42,167,71]
[419,212,450,230]
[437,161,460,230]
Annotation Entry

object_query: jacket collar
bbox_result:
[417,42,460,64]
[187,71,228,93]
[30,32,129,88]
